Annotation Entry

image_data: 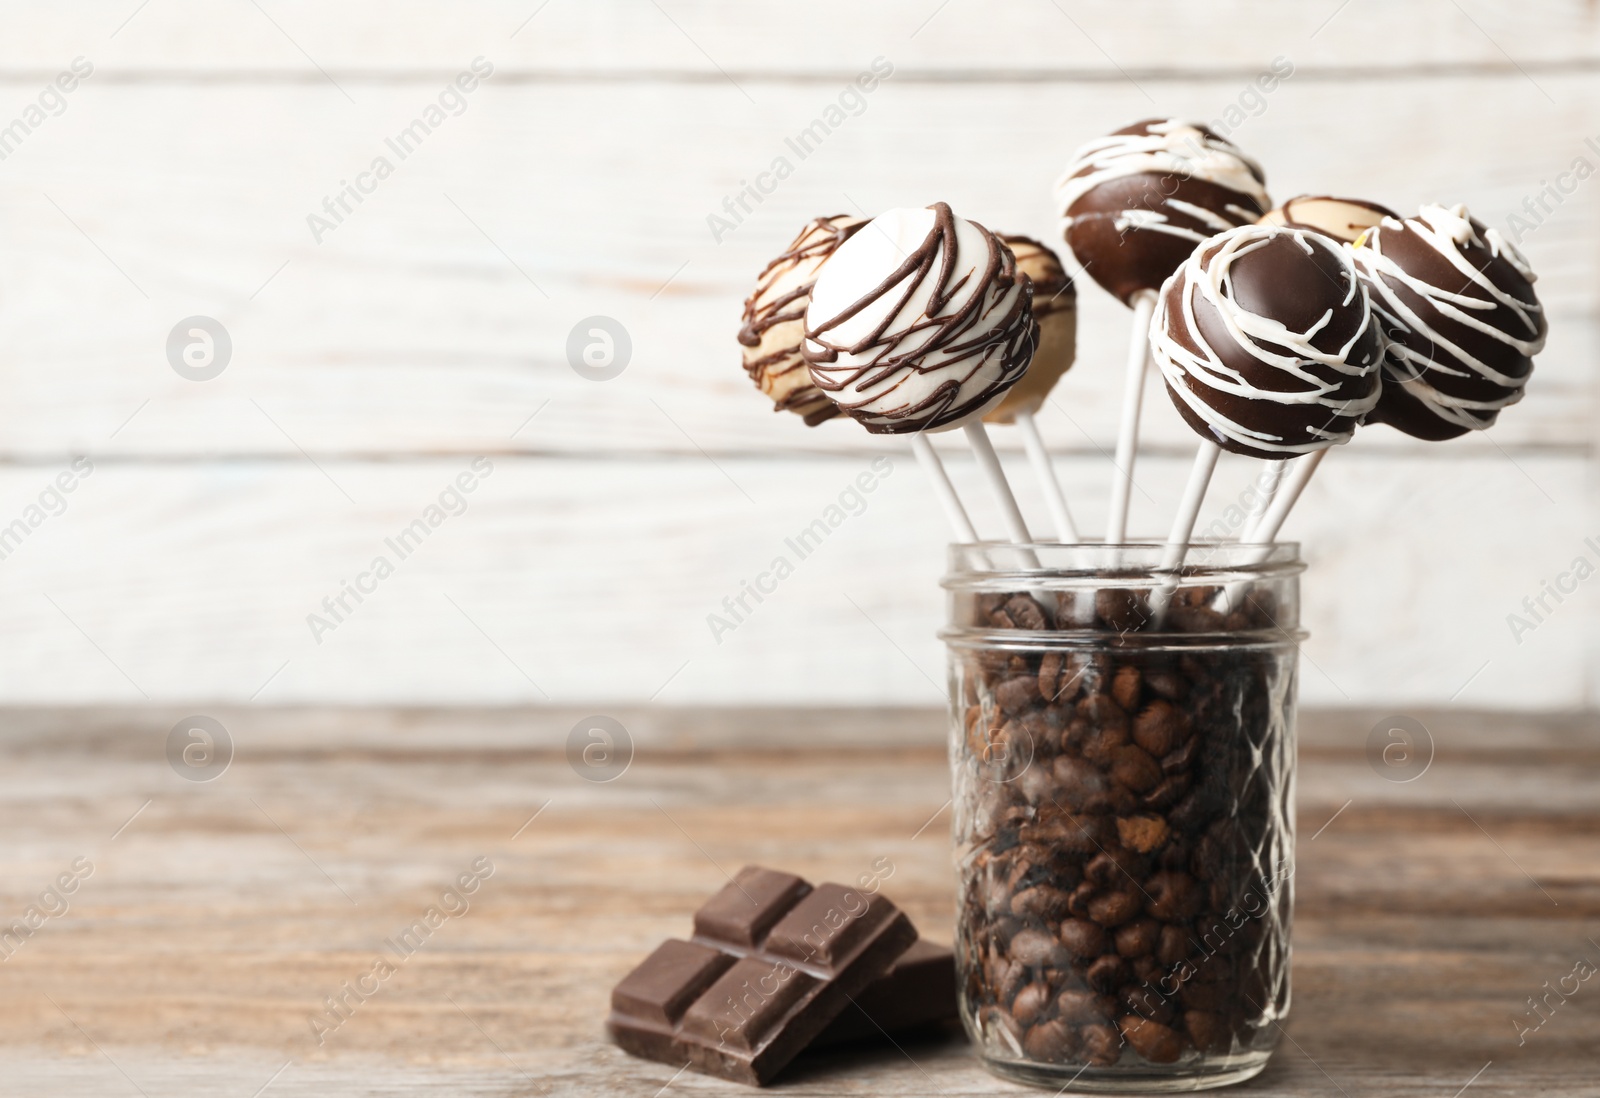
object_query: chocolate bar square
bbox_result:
[607,866,918,1085]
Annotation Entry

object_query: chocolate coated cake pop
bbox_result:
[738,214,867,425]
[1352,203,1545,440]
[1151,222,1383,458]
[804,203,1036,434]
[1260,194,1397,245]
[985,235,1076,423]
[1057,119,1270,305]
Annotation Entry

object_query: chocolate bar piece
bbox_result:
[607,866,918,1085]
[810,939,957,1047]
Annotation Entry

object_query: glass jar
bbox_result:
[942,542,1302,1092]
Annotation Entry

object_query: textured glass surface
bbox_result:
[943,548,1298,1092]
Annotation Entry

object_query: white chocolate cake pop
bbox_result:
[738,215,867,425]
[1351,203,1545,441]
[984,235,1077,424]
[804,203,1035,434]
[1151,222,1384,458]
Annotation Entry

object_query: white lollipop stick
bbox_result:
[1250,449,1324,545]
[963,421,1035,548]
[1149,440,1221,626]
[909,433,978,542]
[1014,409,1079,543]
[1106,289,1158,542]
[1217,448,1326,612]
[964,419,1061,616]
[1240,459,1286,542]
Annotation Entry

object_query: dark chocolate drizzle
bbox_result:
[738,215,866,425]
[803,203,1036,434]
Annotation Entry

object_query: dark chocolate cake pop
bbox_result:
[1057,119,1270,305]
[1351,203,1546,440]
[1151,222,1384,458]
[1260,194,1397,245]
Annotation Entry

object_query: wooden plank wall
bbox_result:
[0,1,1595,708]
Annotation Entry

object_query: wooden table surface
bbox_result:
[1,706,1596,1096]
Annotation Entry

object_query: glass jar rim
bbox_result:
[943,540,1303,587]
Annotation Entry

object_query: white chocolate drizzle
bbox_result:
[1151,224,1382,455]
[1055,119,1270,222]
[1352,203,1545,431]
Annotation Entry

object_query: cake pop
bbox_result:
[1148,222,1384,619]
[738,214,866,425]
[1056,118,1271,542]
[1351,203,1545,441]
[1260,195,1397,245]
[805,203,1035,433]
[806,203,1041,549]
[1152,223,1383,459]
[1057,119,1270,306]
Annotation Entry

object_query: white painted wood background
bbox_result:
[0,0,1595,709]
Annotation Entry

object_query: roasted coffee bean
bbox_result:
[1010,928,1072,969]
[1145,870,1203,921]
[1019,707,1063,754]
[1116,814,1169,854]
[1111,665,1142,711]
[1132,700,1190,757]
[1158,836,1193,871]
[1143,774,1192,811]
[1056,988,1116,1025]
[1131,955,1163,985]
[1158,924,1191,966]
[1143,668,1188,701]
[1012,885,1071,923]
[1120,983,1177,1026]
[1066,881,1096,918]
[1038,652,1064,704]
[1004,594,1051,632]
[1052,756,1110,812]
[1078,693,1130,734]
[995,957,1028,1005]
[1168,602,1227,634]
[1058,917,1109,959]
[1109,745,1161,793]
[1118,1015,1184,1063]
[1018,764,1062,807]
[1114,917,1160,958]
[1086,848,1145,888]
[1095,588,1149,633]
[1080,1021,1123,1066]
[1023,810,1108,855]
[1087,890,1141,928]
[1081,727,1127,765]
[1012,981,1052,1027]
[1023,1018,1079,1062]
[1166,788,1213,832]
[1161,734,1202,775]
[1184,1010,1229,1052]
[1085,953,1126,993]
[989,915,1024,951]
[996,675,1042,716]
[1040,652,1087,704]
[1179,978,1230,1013]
